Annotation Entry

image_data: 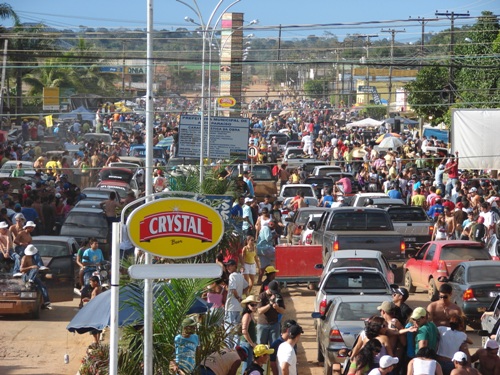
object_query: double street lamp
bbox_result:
[178,0,242,184]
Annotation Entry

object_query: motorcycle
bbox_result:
[79,261,111,308]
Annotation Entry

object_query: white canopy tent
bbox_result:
[346,118,385,129]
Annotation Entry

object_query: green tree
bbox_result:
[304,79,326,98]
[454,11,500,108]
[0,3,18,26]
[405,64,449,123]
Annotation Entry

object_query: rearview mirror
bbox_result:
[314,264,324,270]
[437,276,449,283]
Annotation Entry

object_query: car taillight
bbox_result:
[463,288,476,301]
[333,240,339,252]
[437,260,447,273]
[429,225,434,237]
[400,241,406,254]
[329,329,344,343]
[319,298,327,316]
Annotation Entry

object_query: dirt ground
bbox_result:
[0,286,322,375]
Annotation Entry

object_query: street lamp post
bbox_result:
[179,0,241,184]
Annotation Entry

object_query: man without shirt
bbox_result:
[427,283,463,327]
[471,339,500,375]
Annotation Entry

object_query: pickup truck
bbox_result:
[386,206,433,253]
[250,165,277,201]
[0,236,76,318]
[312,207,406,278]
[279,184,319,208]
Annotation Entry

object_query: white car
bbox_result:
[279,184,319,208]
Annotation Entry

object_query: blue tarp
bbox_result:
[59,106,95,122]
[423,127,449,143]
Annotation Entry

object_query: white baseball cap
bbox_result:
[379,356,399,369]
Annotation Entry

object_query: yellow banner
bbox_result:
[44,115,53,127]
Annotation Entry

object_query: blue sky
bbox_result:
[8,0,500,44]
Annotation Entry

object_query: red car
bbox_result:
[403,240,494,301]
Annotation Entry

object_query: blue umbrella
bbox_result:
[67,283,211,334]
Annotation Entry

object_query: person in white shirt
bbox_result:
[301,132,313,156]
[224,259,248,347]
[277,324,303,375]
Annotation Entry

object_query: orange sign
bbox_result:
[217,96,237,108]
[127,198,224,259]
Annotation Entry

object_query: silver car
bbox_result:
[314,295,392,375]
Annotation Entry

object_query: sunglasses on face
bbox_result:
[439,295,449,299]
[249,303,258,307]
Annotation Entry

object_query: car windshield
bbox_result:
[328,212,390,231]
[439,247,491,261]
[100,169,133,183]
[324,272,388,292]
[467,266,500,282]
[251,167,272,180]
[388,208,428,221]
[83,191,111,200]
[130,148,163,158]
[335,302,381,321]
[65,213,107,227]
[282,187,313,198]
[33,242,68,257]
[295,210,320,225]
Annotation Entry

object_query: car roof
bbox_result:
[66,207,106,214]
[459,260,500,268]
[331,295,392,303]
[326,266,383,274]
[328,249,383,259]
[32,235,77,243]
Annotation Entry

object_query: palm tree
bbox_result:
[0,3,18,26]
[21,59,70,96]
[8,23,56,114]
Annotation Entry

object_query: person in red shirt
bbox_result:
[442,195,455,211]
[445,152,459,196]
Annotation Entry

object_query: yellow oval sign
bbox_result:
[127,198,224,259]
[217,96,237,108]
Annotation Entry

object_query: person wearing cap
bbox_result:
[277,324,303,375]
[392,287,413,326]
[270,320,297,375]
[377,301,405,359]
[224,258,248,347]
[470,216,487,243]
[172,316,199,374]
[471,338,500,375]
[239,295,260,373]
[260,266,279,294]
[246,344,274,375]
[257,280,286,346]
[451,351,480,375]
[411,307,439,352]
[427,283,463,327]
[19,245,51,309]
[367,355,399,375]
[480,202,499,255]
[199,346,248,375]
[242,198,255,236]
[13,220,36,258]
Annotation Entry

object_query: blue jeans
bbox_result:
[13,249,42,274]
[224,310,242,347]
[239,341,254,374]
[22,268,50,304]
[256,322,281,346]
[446,178,457,196]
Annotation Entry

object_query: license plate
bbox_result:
[405,237,416,242]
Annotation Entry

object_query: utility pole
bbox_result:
[381,28,405,115]
[409,16,439,67]
[356,34,378,104]
[435,10,470,102]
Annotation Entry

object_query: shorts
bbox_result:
[243,263,256,275]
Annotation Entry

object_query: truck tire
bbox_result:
[428,278,439,301]
[404,271,416,293]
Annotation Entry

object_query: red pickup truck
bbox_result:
[403,240,495,301]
